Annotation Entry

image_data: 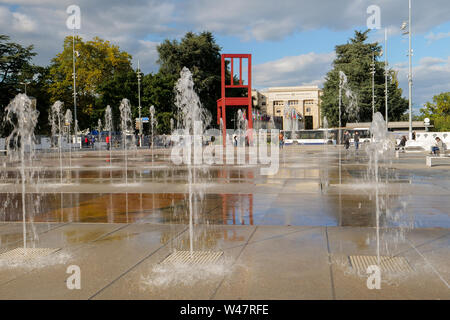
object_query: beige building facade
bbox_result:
[252,86,322,130]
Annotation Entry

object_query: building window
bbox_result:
[288,100,298,106]
[304,100,315,105]
[306,107,311,113]
[273,100,284,106]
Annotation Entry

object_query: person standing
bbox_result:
[106,135,110,150]
[279,132,284,149]
[343,131,350,150]
[354,131,360,150]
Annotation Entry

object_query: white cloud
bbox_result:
[425,31,450,43]
[0,1,175,72]
[181,0,450,41]
[395,56,450,108]
[253,52,335,88]
[1,0,450,75]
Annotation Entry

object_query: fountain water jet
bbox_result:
[105,105,113,168]
[50,101,64,184]
[149,105,157,165]
[174,67,211,256]
[119,99,134,185]
[64,109,72,171]
[366,112,395,265]
[4,94,39,248]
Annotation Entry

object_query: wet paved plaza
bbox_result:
[0,145,448,299]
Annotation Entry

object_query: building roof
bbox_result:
[256,86,322,94]
[346,121,431,129]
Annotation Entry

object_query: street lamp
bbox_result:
[338,71,344,144]
[401,0,413,140]
[20,81,29,95]
[137,60,143,147]
[370,52,376,120]
[384,28,389,128]
[72,29,80,148]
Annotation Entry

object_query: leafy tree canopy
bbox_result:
[48,36,133,130]
[420,92,450,131]
[157,31,222,122]
[321,30,408,127]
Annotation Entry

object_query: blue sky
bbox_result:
[1,0,449,113]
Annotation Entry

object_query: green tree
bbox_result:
[420,92,450,131]
[48,36,133,130]
[0,35,36,114]
[96,70,138,131]
[157,31,222,123]
[321,30,408,127]
[18,65,53,134]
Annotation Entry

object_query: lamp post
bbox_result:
[20,81,29,95]
[338,73,343,144]
[371,52,376,120]
[401,0,413,140]
[137,60,142,147]
[72,29,80,148]
[385,28,389,128]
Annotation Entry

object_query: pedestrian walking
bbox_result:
[354,131,360,150]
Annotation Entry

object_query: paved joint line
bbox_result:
[394,232,450,257]
[210,225,258,300]
[406,239,449,289]
[91,223,131,243]
[0,223,127,288]
[325,227,336,300]
[0,221,72,253]
[225,226,320,252]
[88,226,188,300]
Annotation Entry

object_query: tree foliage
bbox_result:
[420,92,450,131]
[0,35,55,134]
[321,30,408,127]
[48,36,133,130]
[157,31,222,122]
[0,35,36,110]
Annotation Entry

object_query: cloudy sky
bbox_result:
[1,0,450,112]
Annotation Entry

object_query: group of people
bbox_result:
[397,135,445,155]
[343,131,360,150]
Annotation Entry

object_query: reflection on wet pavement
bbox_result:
[0,146,449,229]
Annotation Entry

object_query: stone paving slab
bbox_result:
[327,227,450,299]
[0,223,448,299]
[0,223,184,299]
[92,225,256,300]
[0,223,123,292]
[212,226,333,300]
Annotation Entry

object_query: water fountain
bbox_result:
[338,71,359,123]
[283,102,299,139]
[4,94,39,248]
[97,118,102,148]
[105,105,113,164]
[119,99,134,185]
[49,101,64,184]
[64,109,73,177]
[174,67,211,256]
[149,105,157,164]
[366,112,395,265]
[321,117,330,192]
[170,118,174,134]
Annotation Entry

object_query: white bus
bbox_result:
[283,129,337,145]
